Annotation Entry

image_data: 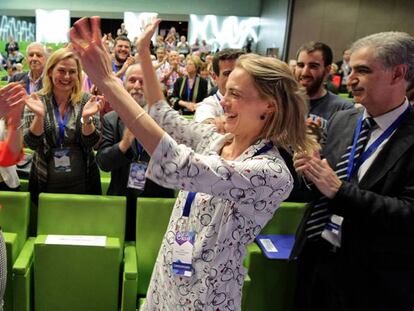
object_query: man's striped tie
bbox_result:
[306,117,377,240]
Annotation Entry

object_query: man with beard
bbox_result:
[9,42,47,94]
[96,64,174,241]
[295,42,353,132]
[112,35,135,80]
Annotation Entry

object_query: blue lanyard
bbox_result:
[214,92,222,103]
[182,141,274,217]
[87,77,92,90]
[54,103,71,146]
[25,81,30,94]
[186,77,192,101]
[346,106,411,180]
[134,139,143,161]
[112,61,119,73]
[112,61,125,80]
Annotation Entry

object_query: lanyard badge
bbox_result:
[127,140,147,190]
[172,229,196,277]
[127,162,147,190]
[53,148,72,172]
[172,192,196,277]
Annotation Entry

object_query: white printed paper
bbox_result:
[45,235,107,247]
[259,238,278,253]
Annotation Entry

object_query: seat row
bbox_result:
[0,191,305,311]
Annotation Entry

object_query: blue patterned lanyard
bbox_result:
[182,141,274,217]
[346,106,411,180]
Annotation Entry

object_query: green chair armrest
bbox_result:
[244,243,261,270]
[12,237,35,311]
[121,242,138,311]
[3,232,18,259]
[124,242,138,280]
[13,237,35,274]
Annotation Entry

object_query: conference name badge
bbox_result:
[321,214,343,248]
[127,161,147,190]
[172,230,196,277]
[53,148,71,173]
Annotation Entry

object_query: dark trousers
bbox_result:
[293,240,414,311]
[293,240,351,311]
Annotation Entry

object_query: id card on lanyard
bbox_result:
[52,103,72,172]
[127,140,148,190]
[171,141,274,277]
[322,106,411,248]
[172,192,196,277]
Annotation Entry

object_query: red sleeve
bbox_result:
[0,141,24,166]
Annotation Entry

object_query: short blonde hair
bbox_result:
[236,54,316,152]
[39,48,83,104]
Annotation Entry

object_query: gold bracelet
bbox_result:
[133,111,146,124]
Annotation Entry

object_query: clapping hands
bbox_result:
[0,83,27,128]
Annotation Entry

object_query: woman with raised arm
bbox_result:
[70,17,315,310]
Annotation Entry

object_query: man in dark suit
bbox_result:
[9,42,46,94]
[96,63,175,241]
[292,31,414,311]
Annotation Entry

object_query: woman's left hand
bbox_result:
[69,17,115,89]
[82,95,103,119]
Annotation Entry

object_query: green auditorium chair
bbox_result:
[13,193,126,311]
[121,197,175,310]
[121,197,251,311]
[243,202,306,311]
[0,191,30,311]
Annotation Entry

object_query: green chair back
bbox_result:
[260,201,306,234]
[135,197,175,295]
[0,191,30,253]
[37,193,126,247]
[34,193,126,311]
[0,191,30,311]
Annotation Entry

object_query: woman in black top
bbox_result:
[170,55,208,115]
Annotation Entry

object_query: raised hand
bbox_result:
[82,95,103,119]
[135,18,161,55]
[69,17,114,88]
[117,56,136,77]
[25,93,45,118]
[8,99,25,130]
[0,83,27,119]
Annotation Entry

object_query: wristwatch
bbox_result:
[81,116,93,125]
